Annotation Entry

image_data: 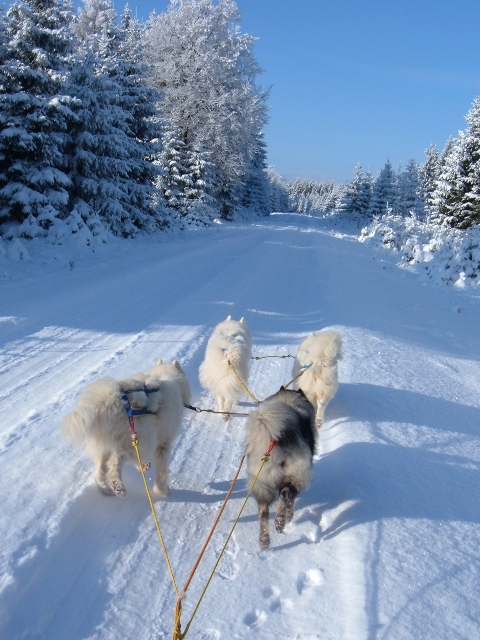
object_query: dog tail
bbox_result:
[250,400,298,444]
[60,377,120,446]
[61,405,97,446]
[320,330,342,362]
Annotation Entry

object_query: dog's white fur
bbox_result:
[61,359,191,497]
[199,315,252,419]
[245,387,316,549]
[291,329,342,427]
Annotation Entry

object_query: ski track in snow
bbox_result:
[0,214,479,639]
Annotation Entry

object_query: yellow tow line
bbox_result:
[172,441,276,640]
[122,373,277,639]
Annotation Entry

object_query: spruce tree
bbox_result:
[431,97,480,229]
[156,127,190,213]
[69,0,163,235]
[0,0,76,233]
[420,143,441,219]
[240,134,270,216]
[396,159,423,217]
[265,166,289,213]
[429,138,461,226]
[338,164,371,222]
[367,160,397,219]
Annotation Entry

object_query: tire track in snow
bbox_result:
[0,328,133,444]
[0,220,375,639]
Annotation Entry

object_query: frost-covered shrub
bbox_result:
[359,212,480,288]
[179,202,217,228]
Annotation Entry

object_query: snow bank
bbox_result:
[359,213,480,289]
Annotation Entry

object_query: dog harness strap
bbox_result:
[261,440,276,462]
[120,388,157,419]
[122,386,159,396]
[120,392,134,417]
[267,440,276,454]
[128,415,136,437]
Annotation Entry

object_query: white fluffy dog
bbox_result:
[291,330,342,427]
[245,387,317,549]
[199,315,252,419]
[61,359,191,497]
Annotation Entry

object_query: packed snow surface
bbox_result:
[0,214,479,639]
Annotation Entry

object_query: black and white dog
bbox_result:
[245,387,316,549]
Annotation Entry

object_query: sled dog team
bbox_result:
[61,316,342,549]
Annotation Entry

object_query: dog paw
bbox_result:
[110,480,126,497]
[153,484,169,497]
[274,515,286,533]
[96,480,116,497]
[259,532,270,550]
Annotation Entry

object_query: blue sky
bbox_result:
[103,1,480,183]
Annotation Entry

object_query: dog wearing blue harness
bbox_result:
[291,330,342,427]
[61,359,191,497]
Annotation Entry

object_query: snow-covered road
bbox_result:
[1,214,479,639]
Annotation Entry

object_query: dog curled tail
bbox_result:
[199,315,252,418]
[61,377,123,446]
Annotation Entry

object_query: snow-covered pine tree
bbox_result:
[287,180,306,213]
[156,127,188,213]
[143,0,269,222]
[0,0,76,235]
[420,143,441,219]
[429,137,462,227]
[286,179,344,216]
[114,6,165,229]
[337,164,371,222]
[265,166,289,213]
[0,8,9,197]
[396,158,423,218]
[360,169,373,216]
[69,0,163,236]
[181,143,217,225]
[440,136,456,168]
[74,0,115,41]
[240,134,270,217]
[367,160,397,219]
[434,96,480,229]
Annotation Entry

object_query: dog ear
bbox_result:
[226,315,232,321]
[155,358,163,366]
[240,317,245,323]
[173,360,182,371]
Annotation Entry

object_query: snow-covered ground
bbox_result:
[0,213,479,640]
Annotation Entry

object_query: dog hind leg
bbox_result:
[274,482,298,533]
[315,401,326,428]
[153,443,171,497]
[94,451,115,496]
[105,450,127,497]
[217,396,231,421]
[258,501,271,549]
